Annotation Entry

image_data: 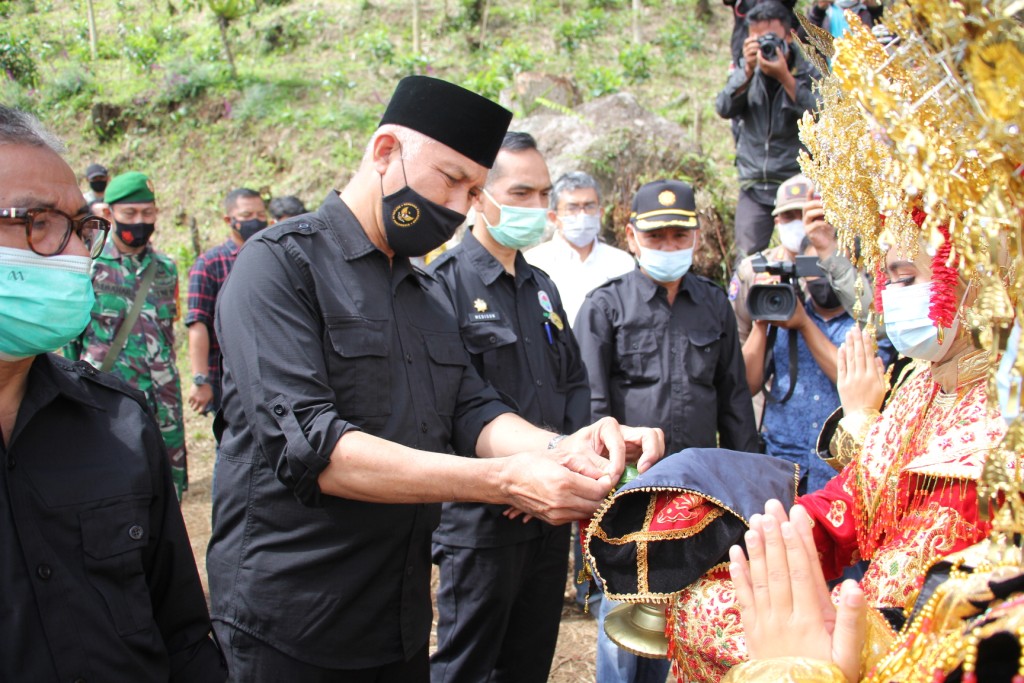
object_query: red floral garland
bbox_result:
[927,219,958,329]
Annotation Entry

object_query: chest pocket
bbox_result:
[684,329,722,386]
[424,332,469,417]
[80,500,154,636]
[325,317,391,419]
[462,322,517,382]
[148,281,178,321]
[615,328,660,383]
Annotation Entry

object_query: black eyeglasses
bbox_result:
[0,207,110,258]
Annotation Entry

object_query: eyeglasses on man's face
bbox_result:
[0,207,111,258]
[558,202,601,216]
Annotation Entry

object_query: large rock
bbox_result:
[514,91,704,203]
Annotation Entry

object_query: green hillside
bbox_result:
[3,0,741,267]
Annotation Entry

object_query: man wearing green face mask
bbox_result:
[0,104,226,683]
[427,132,592,683]
[63,170,189,501]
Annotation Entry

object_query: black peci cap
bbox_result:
[85,163,108,179]
[630,179,698,231]
[378,76,513,169]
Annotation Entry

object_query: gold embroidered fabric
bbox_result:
[828,408,882,472]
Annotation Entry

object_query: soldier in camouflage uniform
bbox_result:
[63,171,188,499]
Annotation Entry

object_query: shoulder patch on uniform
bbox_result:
[66,359,150,412]
[728,275,740,301]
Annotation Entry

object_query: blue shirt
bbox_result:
[762,301,855,493]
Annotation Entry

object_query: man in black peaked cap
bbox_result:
[207,76,665,681]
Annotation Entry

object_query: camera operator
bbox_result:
[742,229,856,495]
[715,0,821,259]
[729,173,812,344]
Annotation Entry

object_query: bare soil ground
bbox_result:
[180,411,602,682]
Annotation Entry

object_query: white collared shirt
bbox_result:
[524,233,636,327]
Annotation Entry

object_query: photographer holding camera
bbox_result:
[715,0,821,259]
[741,223,856,495]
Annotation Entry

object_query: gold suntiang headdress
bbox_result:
[798,2,1024,680]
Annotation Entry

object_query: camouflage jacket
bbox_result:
[63,241,188,498]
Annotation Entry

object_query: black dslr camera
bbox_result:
[746,253,825,321]
[757,32,787,61]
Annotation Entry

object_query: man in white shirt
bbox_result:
[525,171,635,327]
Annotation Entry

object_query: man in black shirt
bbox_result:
[208,77,665,682]
[0,106,226,682]
[428,132,625,682]
[575,179,758,681]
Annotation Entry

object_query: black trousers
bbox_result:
[213,621,428,683]
[734,186,777,259]
[430,524,570,683]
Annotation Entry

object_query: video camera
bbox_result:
[746,253,825,321]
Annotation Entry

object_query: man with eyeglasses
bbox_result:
[524,171,635,327]
[0,105,226,682]
[63,171,189,501]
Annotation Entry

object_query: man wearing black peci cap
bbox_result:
[207,76,665,681]
[575,179,757,682]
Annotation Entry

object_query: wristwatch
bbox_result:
[193,374,208,386]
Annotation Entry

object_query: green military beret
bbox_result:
[104,171,155,205]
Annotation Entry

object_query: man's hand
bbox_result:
[741,34,762,79]
[188,382,214,414]
[774,296,810,332]
[557,416,667,485]
[803,200,838,259]
[730,500,867,683]
[497,452,619,525]
[837,328,886,413]
[503,419,665,523]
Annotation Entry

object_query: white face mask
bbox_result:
[560,213,601,248]
[636,244,693,283]
[777,219,805,254]
[881,281,959,362]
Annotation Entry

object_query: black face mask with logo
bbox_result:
[233,218,269,241]
[806,278,842,310]
[379,160,465,258]
[89,179,107,193]
[115,221,156,248]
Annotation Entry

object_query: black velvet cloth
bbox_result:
[588,448,798,600]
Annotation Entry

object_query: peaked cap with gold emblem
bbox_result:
[629,179,698,231]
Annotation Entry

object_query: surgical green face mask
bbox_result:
[0,246,95,361]
[481,189,548,250]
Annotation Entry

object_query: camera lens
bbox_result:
[747,284,797,321]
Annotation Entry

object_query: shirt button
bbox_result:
[632,343,639,349]
[811,422,819,429]
[813,394,820,401]
[6,456,14,470]
[37,564,52,580]
[535,379,543,387]
[488,335,497,344]
[420,422,428,433]
[406,565,414,577]
[273,405,285,416]
[406,353,413,364]
[524,336,531,344]
[128,525,145,541]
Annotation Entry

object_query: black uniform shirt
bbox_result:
[208,191,511,669]
[0,354,225,683]
[427,230,590,548]
[575,269,759,454]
